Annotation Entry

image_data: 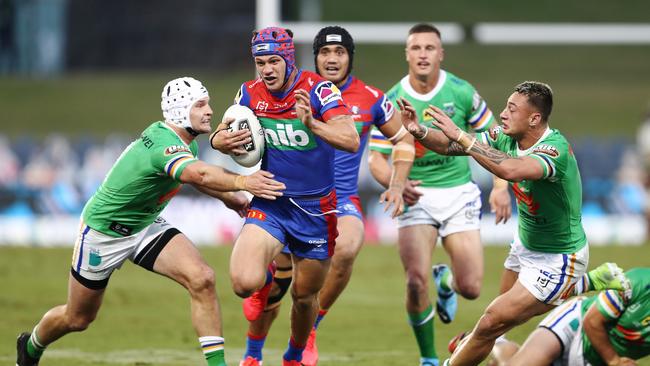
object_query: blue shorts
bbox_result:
[246,190,338,260]
[336,194,363,220]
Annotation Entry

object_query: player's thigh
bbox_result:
[231,223,284,283]
[442,229,483,280]
[151,232,211,288]
[332,215,364,264]
[507,328,563,366]
[291,255,330,297]
[398,224,437,275]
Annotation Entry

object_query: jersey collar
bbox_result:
[338,75,355,92]
[270,69,303,99]
[516,127,553,156]
[401,70,447,102]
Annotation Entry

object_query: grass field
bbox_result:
[1,244,648,365]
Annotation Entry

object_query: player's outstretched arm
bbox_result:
[583,304,636,366]
[424,105,544,182]
[294,89,359,152]
[181,161,285,200]
[193,186,250,217]
[397,97,453,155]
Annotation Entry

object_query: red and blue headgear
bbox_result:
[251,27,296,85]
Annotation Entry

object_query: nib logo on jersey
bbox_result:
[259,118,317,150]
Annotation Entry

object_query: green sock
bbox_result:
[205,349,226,366]
[199,336,226,366]
[408,304,437,358]
[27,331,45,359]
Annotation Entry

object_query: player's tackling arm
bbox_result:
[583,301,632,366]
[294,88,359,153]
[192,185,250,217]
[180,160,285,200]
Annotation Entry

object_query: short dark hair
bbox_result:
[514,81,553,122]
[408,23,441,38]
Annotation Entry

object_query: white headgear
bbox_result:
[161,77,209,132]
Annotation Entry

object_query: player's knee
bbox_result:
[187,265,216,295]
[455,278,481,300]
[66,313,96,332]
[475,309,507,340]
[230,273,258,298]
[267,276,291,305]
[291,290,317,311]
[405,272,428,299]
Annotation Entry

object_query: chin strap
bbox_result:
[185,127,199,136]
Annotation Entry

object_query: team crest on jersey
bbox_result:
[315,81,342,106]
[533,144,560,158]
[164,145,191,155]
[443,102,456,117]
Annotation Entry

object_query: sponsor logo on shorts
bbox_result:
[535,269,556,292]
[164,145,191,155]
[89,248,102,266]
[308,238,327,246]
[246,209,266,221]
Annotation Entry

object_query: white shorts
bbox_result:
[538,297,587,366]
[397,182,482,237]
[504,233,589,305]
[70,217,181,289]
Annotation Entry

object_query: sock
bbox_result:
[313,309,328,330]
[283,337,305,361]
[408,305,437,359]
[573,273,591,295]
[244,331,267,361]
[27,328,45,359]
[440,270,454,293]
[199,336,225,366]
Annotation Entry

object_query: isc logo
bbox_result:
[262,121,316,150]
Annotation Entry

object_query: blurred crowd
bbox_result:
[0,133,645,220]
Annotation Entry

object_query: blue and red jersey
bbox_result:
[334,76,394,196]
[235,69,349,197]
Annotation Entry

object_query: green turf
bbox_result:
[2,44,649,140]
[1,244,648,365]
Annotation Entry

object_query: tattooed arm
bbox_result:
[466,142,544,182]
[422,104,545,182]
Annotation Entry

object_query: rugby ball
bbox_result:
[222,104,265,168]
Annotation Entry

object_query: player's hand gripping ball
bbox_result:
[222,104,265,167]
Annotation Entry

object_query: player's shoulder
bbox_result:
[531,129,569,159]
[443,70,475,92]
[386,76,407,100]
[297,69,328,89]
[144,122,193,152]
[347,77,385,101]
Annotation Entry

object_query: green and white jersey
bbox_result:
[369,70,495,188]
[581,268,650,365]
[477,126,586,253]
[82,121,199,237]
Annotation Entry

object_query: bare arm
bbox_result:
[294,89,360,152]
[418,104,544,182]
[193,185,250,217]
[180,160,285,200]
[583,302,636,366]
[368,149,422,207]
